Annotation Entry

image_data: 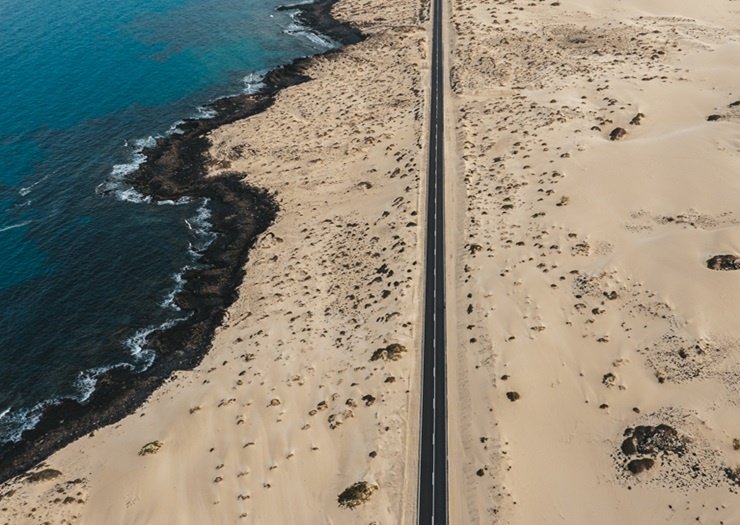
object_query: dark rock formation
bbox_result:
[337,481,377,509]
[370,343,407,362]
[629,113,645,125]
[609,127,627,141]
[619,423,687,476]
[706,255,740,271]
[627,458,655,475]
[24,468,62,483]
[622,424,686,456]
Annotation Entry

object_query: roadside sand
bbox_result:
[0,0,428,522]
[4,0,740,522]
[447,0,740,522]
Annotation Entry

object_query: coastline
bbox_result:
[3,0,739,521]
[0,0,363,485]
[0,0,429,519]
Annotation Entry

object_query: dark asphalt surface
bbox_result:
[418,0,447,519]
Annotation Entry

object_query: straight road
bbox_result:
[418,0,447,519]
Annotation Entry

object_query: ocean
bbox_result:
[0,0,334,443]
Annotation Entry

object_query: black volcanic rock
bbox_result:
[707,255,740,271]
[0,0,366,487]
[609,127,627,141]
[627,458,655,475]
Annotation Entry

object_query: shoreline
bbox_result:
[0,0,364,485]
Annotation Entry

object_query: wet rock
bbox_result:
[337,481,377,509]
[627,458,655,475]
[609,127,627,141]
[370,343,407,362]
[706,255,740,271]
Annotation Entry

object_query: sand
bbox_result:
[0,0,429,522]
[446,0,740,522]
[4,0,740,522]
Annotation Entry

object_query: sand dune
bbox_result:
[446,0,740,522]
[0,0,428,522]
[4,0,740,522]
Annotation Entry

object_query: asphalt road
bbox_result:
[418,0,447,519]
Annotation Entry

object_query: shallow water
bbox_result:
[0,0,332,442]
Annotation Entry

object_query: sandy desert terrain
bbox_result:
[0,0,429,522]
[4,0,740,523]
[446,0,740,523]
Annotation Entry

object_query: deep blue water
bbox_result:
[0,0,333,441]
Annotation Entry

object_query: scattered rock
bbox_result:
[25,469,62,483]
[337,481,377,509]
[268,398,281,407]
[706,114,723,122]
[609,127,627,141]
[328,409,354,429]
[622,424,686,457]
[627,458,655,475]
[361,394,376,406]
[506,391,520,402]
[629,113,645,125]
[370,343,407,362]
[139,440,164,456]
[619,424,687,475]
[706,254,740,271]
[724,466,740,486]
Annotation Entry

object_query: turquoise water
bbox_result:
[0,0,332,441]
